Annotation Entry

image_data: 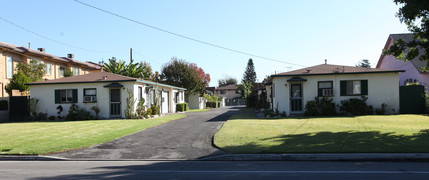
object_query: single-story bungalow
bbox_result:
[268,63,404,115]
[27,72,186,119]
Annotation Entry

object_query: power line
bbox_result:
[73,0,307,67]
[0,16,111,53]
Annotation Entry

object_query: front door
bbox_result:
[290,84,303,113]
[161,91,169,114]
[110,89,121,117]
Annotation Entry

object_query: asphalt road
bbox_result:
[52,106,243,160]
[1,160,429,180]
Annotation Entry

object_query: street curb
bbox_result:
[0,155,67,161]
[200,153,429,161]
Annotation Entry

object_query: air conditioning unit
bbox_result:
[84,96,96,102]
[322,89,334,96]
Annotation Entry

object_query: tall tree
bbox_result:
[161,57,204,97]
[218,77,237,87]
[243,58,257,84]
[383,0,429,69]
[356,59,371,68]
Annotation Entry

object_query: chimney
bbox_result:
[37,48,45,53]
[325,59,327,64]
[67,53,74,59]
[306,69,312,73]
[28,42,31,49]
[103,76,108,80]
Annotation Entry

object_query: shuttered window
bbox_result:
[55,89,78,103]
[340,80,368,96]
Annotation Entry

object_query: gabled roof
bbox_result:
[217,84,238,90]
[0,41,101,70]
[377,33,427,72]
[27,72,186,90]
[272,64,404,77]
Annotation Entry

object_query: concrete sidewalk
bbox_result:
[201,153,429,161]
[2,153,429,161]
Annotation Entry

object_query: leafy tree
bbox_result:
[243,58,257,84]
[383,0,429,69]
[237,80,254,106]
[190,63,211,87]
[356,59,371,68]
[103,57,149,78]
[218,77,237,87]
[5,60,45,96]
[161,57,204,97]
[64,68,73,77]
[140,61,153,80]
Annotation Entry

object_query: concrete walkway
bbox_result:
[51,106,243,160]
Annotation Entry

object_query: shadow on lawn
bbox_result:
[221,129,429,153]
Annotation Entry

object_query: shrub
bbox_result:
[90,106,101,120]
[48,116,56,120]
[177,103,189,112]
[375,103,387,115]
[136,99,147,119]
[176,103,185,112]
[147,108,152,117]
[151,105,160,115]
[124,89,136,119]
[305,97,336,116]
[26,112,47,121]
[339,97,373,115]
[65,104,79,121]
[76,109,91,120]
[185,103,189,111]
[263,109,275,117]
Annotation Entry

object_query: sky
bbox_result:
[0,0,409,86]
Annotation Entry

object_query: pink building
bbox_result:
[377,33,429,89]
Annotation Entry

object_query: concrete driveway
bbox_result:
[52,106,243,160]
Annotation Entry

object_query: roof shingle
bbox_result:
[272,64,403,77]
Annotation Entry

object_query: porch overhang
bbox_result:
[287,77,307,82]
[103,83,124,88]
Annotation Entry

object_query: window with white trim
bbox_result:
[45,63,51,75]
[73,67,79,76]
[83,88,97,102]
[7,56,13,78]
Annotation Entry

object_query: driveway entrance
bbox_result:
[53,107,242,160]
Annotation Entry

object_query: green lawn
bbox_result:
[214,114,429,153]
[0,114,186,155]
[187,108,211,112]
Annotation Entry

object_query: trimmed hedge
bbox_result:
[176,103,189,112]
[206,102,218,108]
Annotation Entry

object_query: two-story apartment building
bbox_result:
[0,41,102,97]
[215,84,245,106]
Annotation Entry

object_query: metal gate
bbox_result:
[9,96,29,121]
[400,85,425,114]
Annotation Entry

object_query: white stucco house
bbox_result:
[268,63,404,115]
[27,72,186,119]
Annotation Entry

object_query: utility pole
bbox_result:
[130,48,133,63]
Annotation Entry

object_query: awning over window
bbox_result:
[287,77,307,82]
[103,83,123,88]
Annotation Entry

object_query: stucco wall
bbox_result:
[272,72,400,115]
[30,82,135,119]
[217,89,241,99]
[188,94,207,109]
